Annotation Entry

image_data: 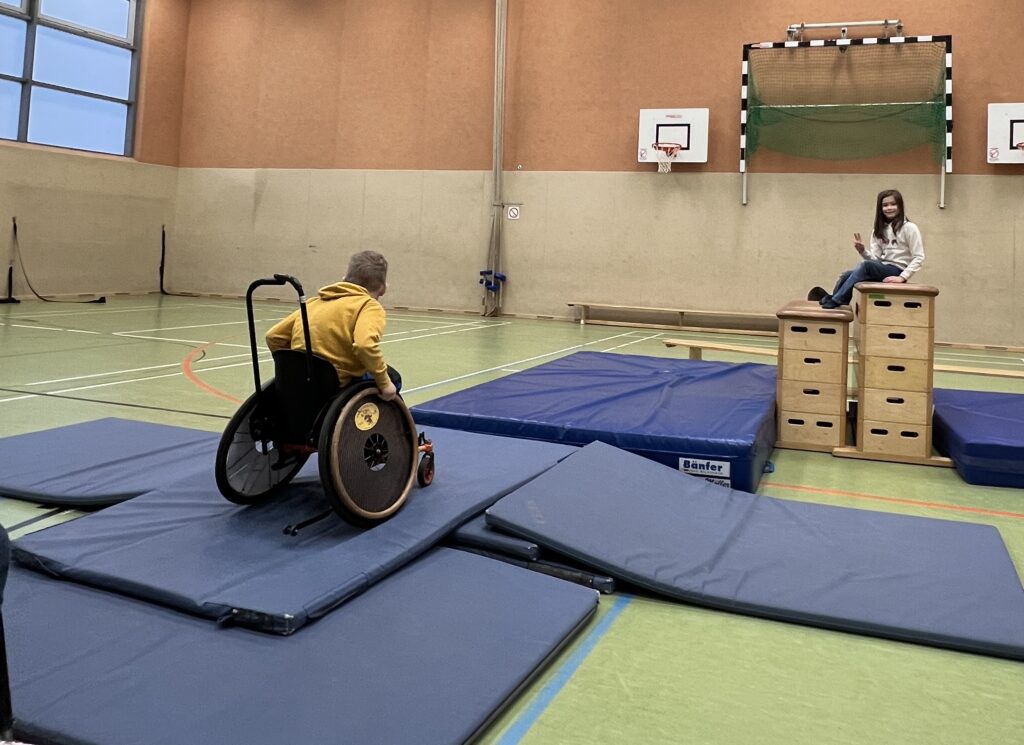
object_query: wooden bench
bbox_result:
[663,338,778,360]
[663,338,1024,379]
[567,302,778,337]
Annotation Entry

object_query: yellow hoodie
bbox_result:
[265,281,389,388]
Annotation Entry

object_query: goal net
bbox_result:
[745,41,948,163]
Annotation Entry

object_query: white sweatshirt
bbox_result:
[867,220,925,281]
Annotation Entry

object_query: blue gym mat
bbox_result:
[0,418,221,507]
[450,516,616,593]
[412,351,777,492]
[452,514,540,560]
[14,427,576,634]
[933,388,1024,489]
[6,549,598,745]
[486,441,1024,660]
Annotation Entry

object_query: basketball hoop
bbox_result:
[652,142,682,173]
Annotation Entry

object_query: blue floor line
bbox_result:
[497,593,632,745]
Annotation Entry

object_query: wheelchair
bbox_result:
[214,274,434,531]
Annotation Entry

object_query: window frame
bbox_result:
[0,0,145,156]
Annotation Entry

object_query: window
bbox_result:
[0,0,143,156]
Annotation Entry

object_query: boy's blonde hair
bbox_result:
[345,251,388,293]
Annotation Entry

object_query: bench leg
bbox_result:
[688,347,702,361]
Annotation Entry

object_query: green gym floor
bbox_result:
[2,295,1023,745]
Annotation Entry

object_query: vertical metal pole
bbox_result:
[17,0,39,142]
[484,0,508,317]
[742,171,748,206]
[124,0,146,157]
[492,0,506,212]
[938,162,946,209]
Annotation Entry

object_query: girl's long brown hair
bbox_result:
[872,189,906,242]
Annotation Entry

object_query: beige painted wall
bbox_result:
[2,144,1021,345]
[0,143,177,297]
[165,166,1023,346]
[167,168,492,306]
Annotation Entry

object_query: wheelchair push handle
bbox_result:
[272,274,305,297]
[245,274,305,298]
[243,274,315,403]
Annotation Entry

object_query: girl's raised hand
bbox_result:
[853,233,865,254]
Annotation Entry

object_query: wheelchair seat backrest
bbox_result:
[271,349,342,446]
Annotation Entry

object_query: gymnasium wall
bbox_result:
[0,145,176,297]
[1,0,1022,345]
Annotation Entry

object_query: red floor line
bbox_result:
[761,481,1024,520]
[182,344,242,404]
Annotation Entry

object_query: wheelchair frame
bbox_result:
[214,274,433,531]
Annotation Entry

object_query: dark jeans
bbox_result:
[360,365,402,392]
[829,260,903,305]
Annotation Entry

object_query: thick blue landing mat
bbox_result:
[0,418,220,507]
[933,388,1024,488]
[6,549,598,745]
[412,351,777,492]
[486,442,1024,660]
[14,428,576,634]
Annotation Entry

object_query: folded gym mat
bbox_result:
[451,514,541,560]
[0,418,222,507]
[6,549,598,745]
[486,441,1024,660]
[450,516,616,593]
[455,546,617,594]
[14,427,576,634]
[933,388,1024,489]
[412,351,777,492]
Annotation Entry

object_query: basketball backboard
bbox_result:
[987,103,1024,164]
[638,108,709,165]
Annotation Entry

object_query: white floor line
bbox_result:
[0,303,240,320]
[384,320,495,335]
[387,312,507,324]
[111,332,252,347]
[114,319,285,334]
[600,333,665,352]
[21,350,262,387]
[5,320,510,392]
[380,322,511,344]
[403,330,640,393]
[3,323,100,334]
[0,369,196,404]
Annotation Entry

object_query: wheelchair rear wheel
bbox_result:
[318,383,418,527]
[215,382,310,505]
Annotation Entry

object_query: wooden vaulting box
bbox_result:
[775,301,854,452]
[837,283,948,465]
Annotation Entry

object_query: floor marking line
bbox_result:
[114,319,285,334]
[1,303,245,320]
[0,369,200,404]
[762,481,1024,520]
[601,332,665,352]
[379,322,512,345]
[4,323,100,334]
[22,350,261,386]
[182,344,243,404]
[497,594,632,745]
[404,331,640,393]
[0,387,231,419]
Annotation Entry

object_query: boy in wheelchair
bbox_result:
[265,250,401,401]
